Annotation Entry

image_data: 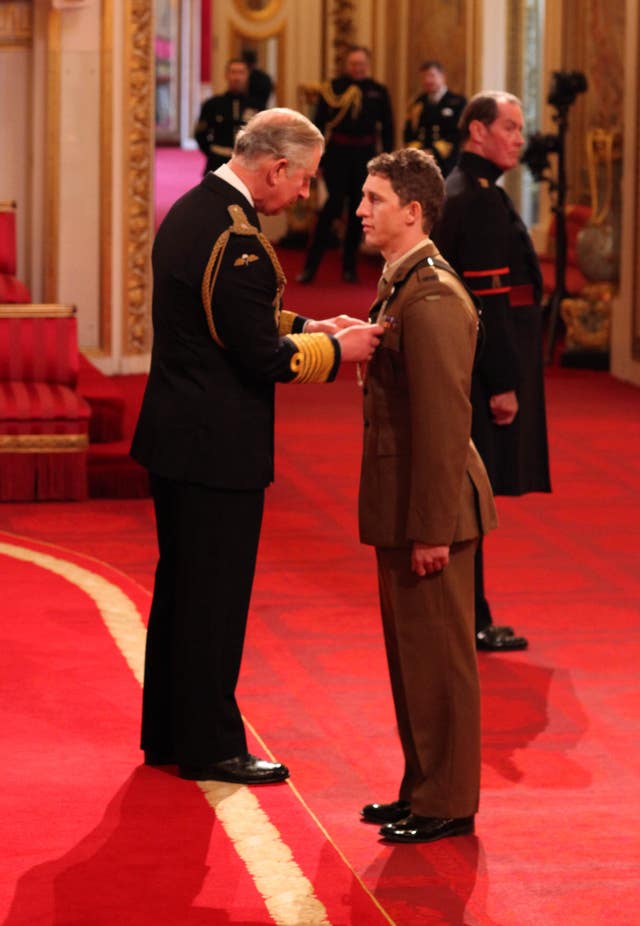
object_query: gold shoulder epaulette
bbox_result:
[320,82,363,134]
[286,332,336,383]
[201,204,287,348]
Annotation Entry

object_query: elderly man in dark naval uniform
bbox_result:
[194,58,259,175]
[132,108,383,784]
[297,45,394,284]
[433,91,551,652]
[403,60,466,177]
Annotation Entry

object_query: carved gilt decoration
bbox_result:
[123,0,153,355]
[0,1,32,46]
[331,0,355,75]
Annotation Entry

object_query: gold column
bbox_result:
[44,7,61,303]
[122,0,154,356]
[100,0,113,354]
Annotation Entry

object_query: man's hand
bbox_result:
[335,323,383,362]
[305,314,369,335]
[411,542,450,576]
[489,390,518,425]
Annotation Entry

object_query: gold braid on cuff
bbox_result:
[286,333,336,383]
[278,310,298,336]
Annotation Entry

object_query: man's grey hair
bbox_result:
[234,108,324,171]
[458,91,521,143]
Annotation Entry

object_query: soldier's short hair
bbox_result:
[234,108,324,171]
[419,60,444,73]
[458,91,521,143]
[346,45,372,59]
[366,148,445,232]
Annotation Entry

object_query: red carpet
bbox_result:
[1,362,639,924]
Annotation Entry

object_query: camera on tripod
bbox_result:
[520,69,588,363]
[521,71,588,182]
[547,70,588,109]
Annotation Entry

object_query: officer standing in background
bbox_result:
[404,61,466,177]
[242,48,274,110]
[194,59,259,176]
[297,45,394,284]
[432,91,551,653]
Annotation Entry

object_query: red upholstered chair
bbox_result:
[0,201,31,304]
[0,304,91,500]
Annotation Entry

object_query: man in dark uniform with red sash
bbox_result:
[297,45,394,284]
[433,91,551,652]
[132,108,382,783]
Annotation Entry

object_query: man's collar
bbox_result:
[213,162,254,206]
[381,238,435,286]
[428,86,448,104]
[459,151,503,183]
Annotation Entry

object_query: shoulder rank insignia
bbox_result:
[234,253,259,267]
[201,204,286,348]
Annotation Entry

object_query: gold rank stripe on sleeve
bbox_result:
[463,266,510,296]
[278,309,298,336]
[286,333,336,383]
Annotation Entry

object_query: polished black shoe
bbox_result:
[380,814,475,844]
[476,625,528,651]
[144,750,176,766]
[296,268,315,284]
[342,270,359,284]
[179,753,289,784]
[361,799,411,824]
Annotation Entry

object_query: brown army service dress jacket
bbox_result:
[359,240,497,551]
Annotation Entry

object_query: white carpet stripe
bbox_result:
[0,540,334,926]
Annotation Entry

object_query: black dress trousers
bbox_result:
[141,474,265,766]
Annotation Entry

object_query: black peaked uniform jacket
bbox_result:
[315,76,394,152]
[432,152,551,496]
[194,93,259,174]
[403,89,467,177]
[131,173,339,489]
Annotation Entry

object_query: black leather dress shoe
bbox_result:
[476,625,528,651]
[144,750,176,766]
[361,800,411,824]
[380,814,475,843]
[179,753,289,784]
[296,269,315,284]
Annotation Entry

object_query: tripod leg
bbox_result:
[545,288,563,364]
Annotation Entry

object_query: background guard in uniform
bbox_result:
[194,58,260,176]
[403,60,467,178]
[297,45,394,285]
[433,91,551,653]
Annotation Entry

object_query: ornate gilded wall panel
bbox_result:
[406,0,468,103]
[44,8,61,303]
[635,47,640,359]
[123,0,154,355]
[561,0,625,202]
[100,0,113,354]
[0,0,32,46]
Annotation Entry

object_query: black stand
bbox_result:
[543,104,570,365]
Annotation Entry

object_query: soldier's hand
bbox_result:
[411,542,450,576]
[489,390,519,425]
[335,323,383,362]
[305,314,369,335]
